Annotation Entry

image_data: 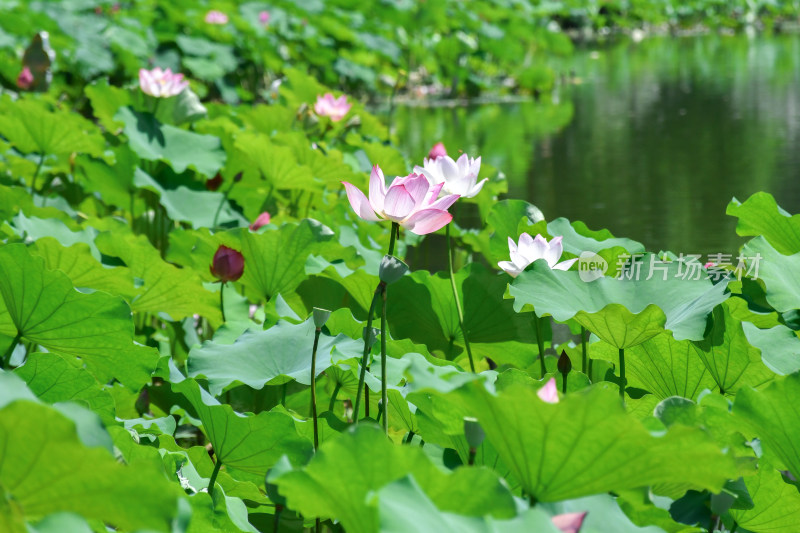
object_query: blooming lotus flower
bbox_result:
[342,165,459,235]
[538,378,559,404]
[210,245,244,282]
[16,67,33,90]
[414,153,486,198]
[551,512,587,533]
[139,67,189,98]
[205,10,228,24]
[428,142,447,160]
[259,11,270,24]
[314,93,351,122]
[498,233,578,278]
[249,212,271,231]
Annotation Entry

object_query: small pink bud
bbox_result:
[210,245,245,282]
[249,212,271,231]
[206,173,223,191]
[427,142,447,160]
[551,511,587,533]
[704,262,715,269]
[259,11,270,24]
[537,378,559,404]
[16,67,33,90]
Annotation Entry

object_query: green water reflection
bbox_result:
[394,34,800,258]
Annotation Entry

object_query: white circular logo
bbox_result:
[578,251,608,282]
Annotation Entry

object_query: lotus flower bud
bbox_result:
[259,11,270,24]
[537,377,559,404]
[558,350,572,375]
[551,511,587,533]
[378,255,409,285]
[249,211,271,231]
[313,307,331,328]
[16,67,33,90]
[206,173,223,191]
[463,417,485,449]
[427,142,447,160]
[210,245,244,282]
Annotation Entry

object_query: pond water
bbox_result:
[393,34,800,259]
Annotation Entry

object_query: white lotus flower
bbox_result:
[414,153,486,198]
[498,233,578,278]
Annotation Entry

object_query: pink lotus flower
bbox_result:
[249,212,271,231]
[551,512,587,533]
[204,10,228,24]
[415,153,485,198]
[428,142,447,160]
[139,67,189,98]
[537,378,559,404]
[342,165,459,235]
[314,93,352,122]
[498,234,578,278]
[16,67,33,90]
[259,11,270,24]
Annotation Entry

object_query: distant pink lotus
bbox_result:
[205,10,228,24]
[499,234,578,278]
[537,378,559,404]
[16,67,33,90]
[259,11,270,24]
[314,93,351,122]
[139,67,189,98]
[551,512,587,533]
[249,212,271,231]
[428,142,447,160]
[342,165,459,235]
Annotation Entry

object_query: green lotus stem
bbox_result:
[207,457,222,498]
[315,518,321,533]
[30,153,44,203]
[446,224,475,372]
[380,283,388,435]
[273,505,282,532]
[561,373,568,395]
[310,327,321,450]
[212,181,236,228]
[219,282,226,323]
[1,332,22,370]
[534,313,546,377]
[404,431,415,444]
[353,222,399,423]
[328,381,341,413]
[468,448,477,466]
[619,347,626,400]
[353,286,380,423]
[581,326,587,374]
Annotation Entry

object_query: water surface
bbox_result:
[394,34,800,258]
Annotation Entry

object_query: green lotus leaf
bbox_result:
[741,236,800,313]
[509,257,728,347]
[590,332,718,400]
[742,322,800,375]
[378,476,560,533]
[0,400,178,532]
[735,373,800,478]
[271,425,517,533]
[0,97,104,159]
[231,132,317,192]
[14,351,115,424]
[387,263,541,367]
[727,193,800,254]
[691,301,775,395]
[26,513,94,533]
[114,106,226,177]
[30,237,137,300]
[238,219,338,302]
[95,231,219,322]
[730,465,800,533]
[172,379,313,483]
[188,317,363,395]
[0,243,157,390]
[458,382,737,501]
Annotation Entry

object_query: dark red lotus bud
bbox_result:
[16,67,33,90]
[558,350,572,374]
[206,173,224,191]
[210,245,244,282]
